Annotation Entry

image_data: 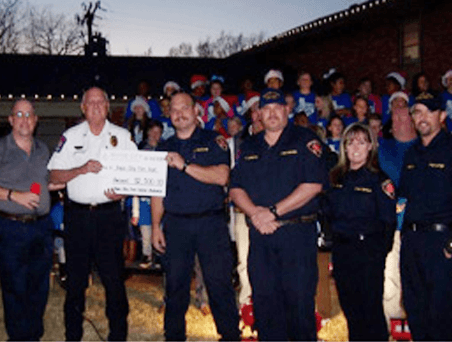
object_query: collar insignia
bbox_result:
[110,135,118,147]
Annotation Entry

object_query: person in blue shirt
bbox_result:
[124,80,162,122]
[440,69,452,131]
[326,115,344,154]
[293,71,317,124]
[325,123,396,341]
[399,96,452,341]
[328,71,352,118]
[151,92,240,341]
[230,88,328,341]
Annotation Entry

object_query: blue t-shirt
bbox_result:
[440,91,452,131]
[331,93,352,111]
[293,91,317,124]
[327,137,341,154]
[378,137,416,188]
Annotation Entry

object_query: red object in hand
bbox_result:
[30,182,41,194]
[241,303,255,327]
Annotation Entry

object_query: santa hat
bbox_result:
[388,91,409,109]
[163,81,181,94]
[213,96,232,113]
[131,97,150,114]
[386,72,406,89]
[442,70,452,88]
[264,69,284,84]
[190,74,207,89]
[242,93,260,113]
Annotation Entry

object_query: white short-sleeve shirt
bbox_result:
[47,120,137,204]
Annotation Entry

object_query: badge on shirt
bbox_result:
[110,135,118,147]
[382,179,395,199]
[215,135,228,151]
[307,139,322,158]
[55,135,66,153]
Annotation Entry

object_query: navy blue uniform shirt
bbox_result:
[157,127,229,214]
[399,130,452,224]
[230,124,328,219]
[326,167,396,236]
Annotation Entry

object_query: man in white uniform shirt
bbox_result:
[47,87,137,341]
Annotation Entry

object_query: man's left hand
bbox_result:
[104,189,125,201]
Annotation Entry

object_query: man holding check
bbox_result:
[48,86,136,341]
[151,92,240,341]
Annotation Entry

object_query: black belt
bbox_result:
[333,231,383,243]
[0,211,47,223]
[277,213,318,226]
[67,200,119,211]
[166,209,224,219]
[404,222,450,233]
[246,213,318,228]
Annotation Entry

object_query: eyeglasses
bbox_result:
[13,111,34,118]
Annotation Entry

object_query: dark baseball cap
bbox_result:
[413,95,442,112]
[259,88,286,108]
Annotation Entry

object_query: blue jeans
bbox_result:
[0,216,53,341]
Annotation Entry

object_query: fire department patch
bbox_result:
[55,135,66,153]
[382,179,395,199]
[110,135,118,147]
[307,139,322,158]
[215,135,228,151]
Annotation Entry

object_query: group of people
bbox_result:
[0,63,452,342]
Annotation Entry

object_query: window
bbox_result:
[402,20,420,65]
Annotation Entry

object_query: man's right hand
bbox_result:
[11,191,40,210]
[152,225,166,254]
[81,160,103,174]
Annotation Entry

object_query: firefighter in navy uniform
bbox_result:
[325,123,396,341]
[230,88,328,341]
[151,92,240,341]
[399,96,452,341]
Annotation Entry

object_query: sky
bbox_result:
[29,0,361,56]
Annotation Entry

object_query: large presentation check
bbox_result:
[100,150,168,197]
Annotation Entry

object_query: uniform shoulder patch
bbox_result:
[382,179,395,199]
[215,135,228,151]
[55,135,66,153]
[306,139,322,158]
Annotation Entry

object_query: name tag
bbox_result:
[193,147,209,153]
[280,149,298,156]
[406,164,415,170]
[333,184,343,189]
[428,163,445,169]
[354,187,372,193]
[244,154,259,161]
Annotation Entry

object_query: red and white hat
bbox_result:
[264,69,284,84]
[163,81,181,94]
[442,69,452,87]
[386,72,406,89]
[190,74,207,90]
[388,91,409,109]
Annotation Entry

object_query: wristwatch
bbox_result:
[182,160,190,173]
[269,205,280,219]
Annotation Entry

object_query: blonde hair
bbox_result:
[330,123,379,184]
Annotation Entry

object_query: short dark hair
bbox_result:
[148,119,163,131]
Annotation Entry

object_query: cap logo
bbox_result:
[263,91,280,100]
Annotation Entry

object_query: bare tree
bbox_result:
[143,46,152,56]
[25,5,84,55]
[168,42,193,57]
[193,31,266,58]
[0,0,22,53]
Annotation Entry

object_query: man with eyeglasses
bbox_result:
[48,87,137,341]
[0,100,55,340]
[399,96,452,340]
